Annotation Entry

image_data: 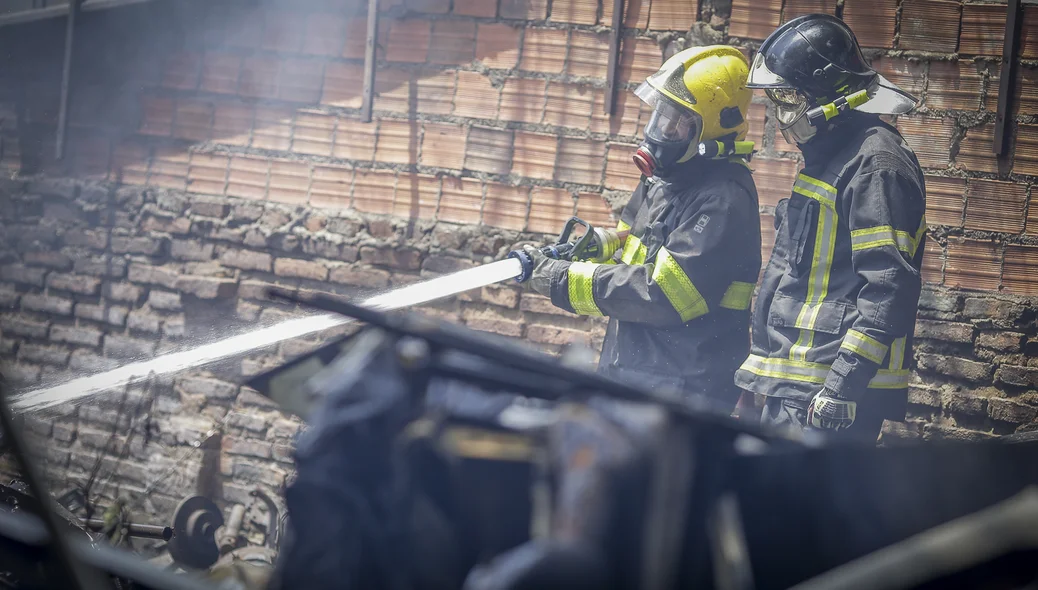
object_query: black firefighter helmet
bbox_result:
[746,13,917,145]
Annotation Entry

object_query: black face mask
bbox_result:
[633,138,692,178]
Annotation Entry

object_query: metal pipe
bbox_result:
[994,0,1022,156]
[81,519,173,541]
[604,0,625,116]
[360,0,380,123]
[55,0,82,161]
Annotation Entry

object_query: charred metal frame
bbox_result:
[994,0,1022,156]
[604,0,625,116]
[361,0,380,123]
[55,0,83,160]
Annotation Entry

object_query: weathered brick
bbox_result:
[359,246,423,270]
[462,307,523,337]
[274,258,328,281]
[47,273,102,296]
[127,309,163,334]
[227,411,271,433]
[270,418,303,440]
[989,398,1038,424]
[50,324,103,347]
[0,264,47,287]
[148,290,182,311]
[142,214,192,235]
[171,239,215,261]
[179,376,238,399]
[22,293,74,316]
[329,265,391,289]
[422,255,475,275]
[163,315,186,338]
[481,285,520,309]
[176,276,238,299]
[914,320,974,343]
[63,229,109,250]
[5,363,42,385]
[103,334,158,358]
[922,424,996,442]
[1,315,50,338]
[191,199,229,218]
[940,391,987,416]
[220,249,273,272]
[107,306,129,326]
[19,344,71,367]
[231,460,286,489]
[526,323,590,346]
[105,282,143,304]
[0,287,20,309]
[23,251,73,271]
[74,303,106,322]
[996,364,1038,388]
[916,353,994,383]
[907,386,941,407]
[519,293,569,316]
[223,437,272,459]
[963,298,1026,324]
[976,331,1024,352]
[128,263,180,289]
[238,280,284,301]
[238,387,280,409]
[111,236,165,256]
[74,256,128,278]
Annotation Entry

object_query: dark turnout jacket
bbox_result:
[734,112,927,420]
[546,157,762,409]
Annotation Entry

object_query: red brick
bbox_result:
[278,59,324,103]
[225,10,263,50]
[1004,245,1038,296]
[162,52,201,90]
[922,240,943,285]
[310,165,354,210]
[139,95,174,137]
[648,0,698,31]
[329,265,392,289]
[322,63,365,109]
[602,0,649,27]
[477,24,520,69]
[239,56,280,100]
[527,323,589,345]
[173,99,214,142]
[292,111,336,157]
[782,0,836,22]
[465,127,514,175]
[744,102,767,147]
[274,258,329,281]
[483,183,530,231]
[544,82,593,130]
[187,153,229,196]
[252,105,294,151]
[227,156,269,201]
[149,146,190,191]
[394,173,440,220]
[343,17,388,61]
[499,78,546,124]
[925,60,984,111]
[520,292,569,316]
[429,20,477,65]
[439,177,484,225]
[729,0,780,40]
[69,135,111,180]
[955,124,998,174]
[1011,124,1038,177]
[551,0,597,24]
[500,0,549,19]
[199,52,241,95]
[386,19,432,63]
[375,118,420,165]
[841,0,896,48]
[303,13,347,56]
[576,192,613,230]
[512,131,557,180]
[899,0,961,52]
[416,69,457,116]
[751,158,799,208]
[421,122,467,169]
[213,102,253,147]
[959,4,1005,56]
[964,179,1026,235]
[352,169,397,214]
[455,0,497,17]
[520,28,568,74]
[176,275,238,300]
[924,175,965,228]
[454,71,500,119]
[945,239,1000,291]
[1023,6,1038,59]
[263,9,306,53]
[604,142,640,190]
[591,87,644,136]
[618,37,661,86]
[872,57,925,101]
[898,116,954,169]
[529,187,574,234]
[360,245,423,270]
[406,0,451,14]
[268,160,311,205]
[567,31,610,79]
[555,138,605,185]
[989,65,1038,115]
[334,118,378,161]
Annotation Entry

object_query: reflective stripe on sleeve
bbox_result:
[738,355,911,389]
[841,329,889,364]
[720,281,755,310]
[651,247,709,322]
[567,262,604,316]
[617,220,631,231]
[790,173,839,361]
[850,225,915,255]
[621,234,648,265]
[889,336,906,371]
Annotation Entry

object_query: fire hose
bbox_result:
[506,217,629,283]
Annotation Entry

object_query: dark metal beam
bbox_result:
[994,0,1022,156]
[604,0,625,116]
[360,0,380,123]
[55,0,82,161]
[0,0,155,28]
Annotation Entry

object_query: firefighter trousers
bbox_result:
[760,396,887,445]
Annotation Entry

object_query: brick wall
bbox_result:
[1,0,1038,518]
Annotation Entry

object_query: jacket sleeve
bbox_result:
[546,188,750,327]
[824,163,926,398]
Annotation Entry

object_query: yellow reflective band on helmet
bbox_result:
[720,281,755,310]
[841,330,889,364]
[567,262,603,317]
[789,173,838,362]
[850,225,916,256]
[739,355,911,389]
[651,247,709,322]
[620,234,647,265]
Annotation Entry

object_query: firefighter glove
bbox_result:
[806,387,857,431]
[523,245,555,298]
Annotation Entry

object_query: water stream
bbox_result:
[11,258,525,413]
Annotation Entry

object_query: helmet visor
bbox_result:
[747,51,792,89]
[635,82,703,144]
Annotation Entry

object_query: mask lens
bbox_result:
[644,99,701,144]
[775,102,808,125]
[766,88,807,108]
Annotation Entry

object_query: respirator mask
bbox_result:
[767,87,818,146]
[632,83,703,178]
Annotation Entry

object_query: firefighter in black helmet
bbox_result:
[733,14,928,442]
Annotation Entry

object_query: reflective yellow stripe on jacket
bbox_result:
[789,174,839,361]
[567,262,603,316]
[720,281,755,310]
[740,355,910,390]
[652,247,708,321]
[850,215,927,258]
[841,329,888,364]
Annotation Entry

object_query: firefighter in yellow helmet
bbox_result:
[523,46,763,411]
